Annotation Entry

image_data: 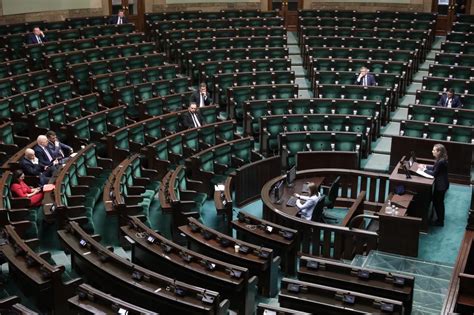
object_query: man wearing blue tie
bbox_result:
[436,88,462,108]
[354,67,377,86]
[26,27,47,44]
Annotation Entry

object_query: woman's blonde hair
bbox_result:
[308,182,318,196]
[434,143,448,161]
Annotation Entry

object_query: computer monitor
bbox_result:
[408,151,417,168]
[286,165,296,187]
[272,180,284,204]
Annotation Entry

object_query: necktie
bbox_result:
[118,17,122,25]
[447,98,452,108]
[192,113,201,128]
[37,35,42,43]
[43,146,53,162]
[363,76,367,86]
[200,94,205,107]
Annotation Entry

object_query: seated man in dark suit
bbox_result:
[109,9,128,25]
[190,83,212,107]
[354,66,377,86]
[46,130,73,163]
[20,148,54,185]
[181,103,204,129]
[436,88,462,108]
[34,135,59,170]
[26,27,47,44]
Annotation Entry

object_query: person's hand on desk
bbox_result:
[418,164,427,171]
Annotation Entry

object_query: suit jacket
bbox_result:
[181,111,204,129]
[33,144,55,167]
[26,33,47,44]
[20,157,44,176]
[354,74,377,86]
[190,91,212,106]
[47,141,72,160]
[109,15,128,24]
[425,158,449,191]
[436,94,462,108]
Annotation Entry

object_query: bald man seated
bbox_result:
[20,148,54,185]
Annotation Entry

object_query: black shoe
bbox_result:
[432,221,444,227]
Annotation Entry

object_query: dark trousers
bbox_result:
[432,189,447,223]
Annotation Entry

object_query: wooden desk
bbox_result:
[232,211,298,275]
[267,176,325,217]
[389,158,433,232]
[179,218,280,297]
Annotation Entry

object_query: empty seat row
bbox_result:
[185,47,289,79]
[279,131,363,167]
[428,64,474,80]
[58,221,228,314]
[435,53,474,67]
[440,41,474,55]
[0,81,78,124]
[199,58,291,85]
[114,76,192,117]
[243,98,382,138]
[298,17,435,32]
[46,42,159,81]
[259,114,373,157]
[399,120,473,144]
[162,26,286,52]
[145,9,277,24]
[172,36,287,61]
[150,17,284,38]
[92,64,180,104]
[213,70,295,104]
[407,104,474,127]
[298,9,436,22]
[0,69,53,99]
[0,58,30,78]
[67,53,167,93]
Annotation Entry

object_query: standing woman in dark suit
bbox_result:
[419,144,449,226]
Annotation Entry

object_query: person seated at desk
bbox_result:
[181,102,204,129]
[10,170,44,207]
[294,182,323,221]
[354,67,377,86]
[20,148,54,185]
[436,88,462,108]
[46,130,73,163]
[109,9,128,25]
[26,27,47,44]
[191,83,212,107]
[418,144,449,227]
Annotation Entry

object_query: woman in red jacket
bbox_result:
[10,170,44,207]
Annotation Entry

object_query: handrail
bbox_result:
[348,214,379,229]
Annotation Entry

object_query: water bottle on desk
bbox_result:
[385,200,393,214]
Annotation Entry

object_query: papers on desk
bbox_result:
[415,169,434,179]
[214,184,225,191]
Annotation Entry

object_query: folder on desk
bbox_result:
[415,169,434,179]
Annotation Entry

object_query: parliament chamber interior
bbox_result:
[0,0,473,314]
